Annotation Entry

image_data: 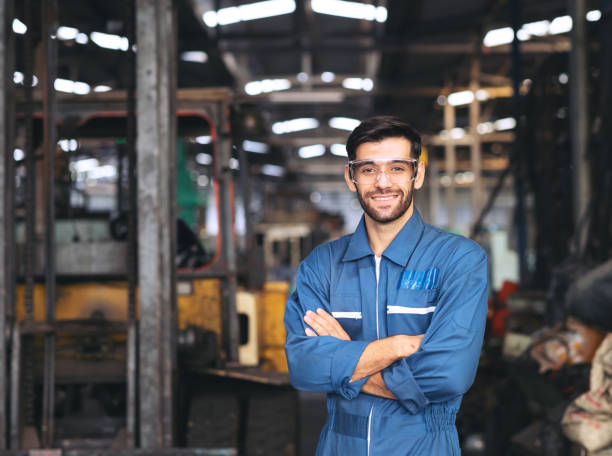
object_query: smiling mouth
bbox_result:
[371,194,398,202]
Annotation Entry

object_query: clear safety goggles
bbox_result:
[348,158,418,185]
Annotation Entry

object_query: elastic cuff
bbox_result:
[330,340,369,400]
[382,359,428,414]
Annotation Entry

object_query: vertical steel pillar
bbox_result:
[469,58,484,225]
[41,0,58,447]
[0,1,9,448]
[136,0,177,448]
[428,153,441,226]
[444,103,456,228]
[216,104,239,364]
[569,0,590,255]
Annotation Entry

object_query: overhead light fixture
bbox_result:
[548,15,572,34]
[342,77,373,91]
[57,26,79,40]
[90,31,129,51]
[297,72,309,83]
[447,90,474,106]
[272,118,319,134]
[195,153,212,165]
[311,0,387,23]
[13,149,25,161]
[321,71,335,83]
[245,78,291,95]
[476,122,494,134]
[483,27,514,47]
[87,165,117,180]
[242,140,269,154]
[202,0,296,27]
[586,10,602,22]
[93,85,112,93]
[58,139,78,152]
[12,18,27,34]
[298,144,326,159]
[76,33,89,44]
[330,144,347,157]
[229,158,240,170]
[450,128,466,139]
[329,117,360,131]
[181,51,208,63]
[54,78,90,95]
[494,117,516,131]
[262,164,285,177]
[13,71,38,87]
[195,135,212,145]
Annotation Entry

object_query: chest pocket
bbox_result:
[387,288,438,336]
[330,295,363,340]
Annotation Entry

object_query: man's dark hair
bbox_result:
[346,116,421,161]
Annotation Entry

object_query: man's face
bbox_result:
[344,137,425,225]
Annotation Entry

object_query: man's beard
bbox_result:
[356,182,414,224]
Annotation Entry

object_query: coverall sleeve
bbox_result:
[284,247,370,399]
[381,244,488,414]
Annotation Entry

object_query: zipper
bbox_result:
[368,255,382,456]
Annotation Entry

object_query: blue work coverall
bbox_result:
[284,209,488,455]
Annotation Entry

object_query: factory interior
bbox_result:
[0,0,611,454]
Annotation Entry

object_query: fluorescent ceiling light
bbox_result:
[195,135,212,145]
[520,20,550,38]
[342,77,373,91]
[494,117,516,131]
[272,118,319,134]
[54,78,90,95]
[229,158,240,170]
[447,90,474,106]
[329,117,360,131]
[321,71,335,83]
[586,10,602,22]
[57,26,79,40]
[76,33,89,44]
[475,89,488,101]
[450,128,466,139]
[262,164,285,177]
[203,0,296,27]
[548,15,573,34]
[311,0,387,23]
[298,144,326,159]
[13,149,24,161]
[90,31,129,51]
[181,51,208,63]
[58,139,78,152]
[476,122,494,135]
[245,78,291,96]
[483,27,514,47]
[93,85,112,93]
[297,72,308,83]
[330,144,347,157]
[195,153,212,165]
[242,140,269,154]
[12,18,27,34]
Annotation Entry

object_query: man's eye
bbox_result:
[390,166,408,173]
[359,167,377,174]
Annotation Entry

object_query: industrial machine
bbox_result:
[3,86,298,455]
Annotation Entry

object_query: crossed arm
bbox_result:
[303,308,423,400]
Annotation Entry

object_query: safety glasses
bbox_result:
[348,157,418,185]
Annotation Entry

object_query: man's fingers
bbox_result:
[304,311,328,335]
[305,327,317,337]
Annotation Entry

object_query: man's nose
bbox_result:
[375,170,392,187]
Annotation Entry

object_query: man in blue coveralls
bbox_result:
[284,116,489,455]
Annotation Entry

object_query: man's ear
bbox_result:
[414,161,426,190]
[344,164,357,193]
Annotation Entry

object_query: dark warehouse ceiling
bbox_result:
[10,0,600,168]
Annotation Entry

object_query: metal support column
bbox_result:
[41,0,58,447]
[428,154,441,226]
[443,103,456,228]
[217,104,239,364]
[136,0,177,448]
[569,0,590,255]
[469,58,484,224]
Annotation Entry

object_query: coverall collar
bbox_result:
[342,208,426,267]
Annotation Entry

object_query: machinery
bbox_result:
[2,84,298,454]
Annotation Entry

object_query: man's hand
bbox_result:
[303,308,351,341]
